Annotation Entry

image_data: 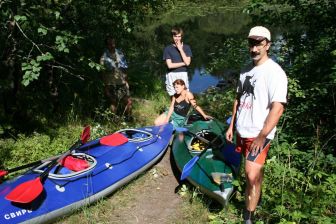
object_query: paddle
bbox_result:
[0,154,62,178]
[0,132,129,179]
[5,126,91,204]
[175,127,221,180]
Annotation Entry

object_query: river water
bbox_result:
[189,67,221,93]
[136,2,285,94]
[143,4,251,93]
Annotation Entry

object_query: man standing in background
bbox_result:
[100,35,132,120]
[163,27,192,97]
[226,26,288,224]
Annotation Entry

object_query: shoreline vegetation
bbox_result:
[1,0,335,223]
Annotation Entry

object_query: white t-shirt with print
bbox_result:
[236,58,287,139]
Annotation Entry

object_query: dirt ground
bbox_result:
[58,145,186,224]
[60,99,190,223]
[105,147,185,224]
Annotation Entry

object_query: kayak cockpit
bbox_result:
[33,153,97,180]
[117,128,153,142]
[189,130,224,153]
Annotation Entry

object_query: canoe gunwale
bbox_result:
[172,117,236,206]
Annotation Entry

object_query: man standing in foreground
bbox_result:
[163,27,192,97]
[226,26,288,223]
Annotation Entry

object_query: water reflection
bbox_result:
[136,3,252,93]
[189,67,220,94]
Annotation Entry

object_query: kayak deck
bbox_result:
[0,124,174,224]
[172,114,240,206]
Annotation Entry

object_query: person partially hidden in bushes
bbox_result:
[100,35,132,120]
[226,26,288,224]
[154,79,212,129]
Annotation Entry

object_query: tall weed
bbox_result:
[260,142,336,223]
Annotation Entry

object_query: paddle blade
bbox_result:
[180,155,200,181]
[0,170,8,177]
[81,126,91,144]
[100,133,128,146]
[5,177,43,203]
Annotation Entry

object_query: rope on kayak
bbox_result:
[91,126,166,175]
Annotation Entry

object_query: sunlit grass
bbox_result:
[132,91,169,126]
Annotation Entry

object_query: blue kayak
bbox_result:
[0,124,173,224]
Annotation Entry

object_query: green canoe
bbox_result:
[172,114,241,206]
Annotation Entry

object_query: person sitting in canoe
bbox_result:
[155,79,212,128]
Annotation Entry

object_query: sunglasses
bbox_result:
[248,39,267,48]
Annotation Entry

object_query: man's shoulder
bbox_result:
[265,59,286,75]
[164,44,174,50]
[163,44,176,53]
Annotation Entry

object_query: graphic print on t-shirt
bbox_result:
[241,75,256,99]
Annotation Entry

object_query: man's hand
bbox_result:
[249,136,266,156]
[226,128,234,143]
[175,41,183,52]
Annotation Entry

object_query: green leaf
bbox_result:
[54,11,61,20]
[21,63,31,71]
[14,15,27,22]
[22,79,30,86]
[37,27,48,36]
[36,52,54,62]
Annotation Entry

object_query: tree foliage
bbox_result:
[245,0,336,155]
[198,1,336,222]
[0,0,170,130]
[0,0,335,222]
[241,0,336,222]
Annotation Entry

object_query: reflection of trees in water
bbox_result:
[196,12,250,35]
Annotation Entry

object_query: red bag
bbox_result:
[60,156,89,171]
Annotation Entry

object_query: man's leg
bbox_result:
[240,136,270,223]
[120,83,132,119]
[105,85,117,113]
[243,161,263,223]
[245,161,263,212]
[165,72,176,96]
[123,97,132,117]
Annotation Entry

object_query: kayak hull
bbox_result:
[172,114,240,206]
[0,124,173,224]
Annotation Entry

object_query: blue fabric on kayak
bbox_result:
[131,132,148,139]
[49,166,72,174]
[87,142,139,162]
[0,124,174,224]
[220,143,241,176]
[87,126,160,162]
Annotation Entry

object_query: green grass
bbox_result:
[1,87,335,224]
